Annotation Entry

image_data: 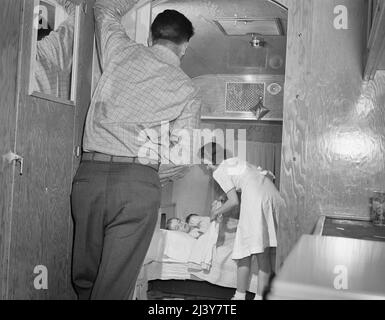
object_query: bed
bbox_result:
[135,217,259,300]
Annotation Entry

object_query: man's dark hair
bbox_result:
[185,213,198,224]
[199,142,228,165]
[38,21,53,41]
[151,10,194,45]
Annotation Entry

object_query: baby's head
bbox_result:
[218,193,228,204]
[185,214,200,228]
[166,218,190,233]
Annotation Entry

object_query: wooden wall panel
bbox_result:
[278,0,313,267]
[6,0,76,299]
[9,99,75,299]
[279,0,385,267]
[0,0,23,299]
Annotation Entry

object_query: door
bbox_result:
[0,0,23,300]
[0,0,94,299]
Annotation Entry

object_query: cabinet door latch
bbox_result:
[2,151,24,175]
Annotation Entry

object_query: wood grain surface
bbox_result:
[0,0,23,299]
[279,0,385,267]
[7,0,76,298]
[3,0,94,299]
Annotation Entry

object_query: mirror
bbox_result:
[29,0,80,104]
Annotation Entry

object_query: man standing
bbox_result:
[71,0,201,299]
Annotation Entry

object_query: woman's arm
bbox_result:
[211,188,239,221]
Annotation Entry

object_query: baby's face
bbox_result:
[169,219,190,233]
[188,216,200,228]
[218,194,227,203]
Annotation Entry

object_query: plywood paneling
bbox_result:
[278,0,313,267]
[9,98,75,299]
[279,0,385,266]
[0,0,23,299]
[6,0,79,299]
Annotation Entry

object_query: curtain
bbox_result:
[246,141,281,188]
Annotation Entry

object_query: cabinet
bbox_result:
[269,235,385,300]
[313,216,385,242]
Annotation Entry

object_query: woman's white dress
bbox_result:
[213,157,284,260]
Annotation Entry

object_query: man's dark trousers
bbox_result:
[70,160,161,300]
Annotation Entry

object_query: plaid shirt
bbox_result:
[34,0,75,99]
[84,0,201,170]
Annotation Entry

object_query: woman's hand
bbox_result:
[210,209,223,222]
[210,189,238,222]
[210,210,218,222]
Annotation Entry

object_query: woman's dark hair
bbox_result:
[199,142,228,165]
[151,10,194,45]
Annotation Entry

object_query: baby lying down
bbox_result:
[166,214,210,239]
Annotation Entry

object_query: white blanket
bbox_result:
[143,218,259,293]
[145,223,219,268]
[188,221,219,271]
[145,229,196,264]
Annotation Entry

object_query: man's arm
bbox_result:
[168,88,202,164]
[158,87,201,185]
[37,0,75,71]
[94,0,140,68]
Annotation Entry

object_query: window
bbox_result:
[29,0,81,105]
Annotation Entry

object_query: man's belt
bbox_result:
[82,152,159,171]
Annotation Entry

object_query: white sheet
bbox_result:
[145,228,196,264]
[188,221,219,271]
[143,218,259,293]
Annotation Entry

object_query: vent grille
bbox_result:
[225,82,265,113]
